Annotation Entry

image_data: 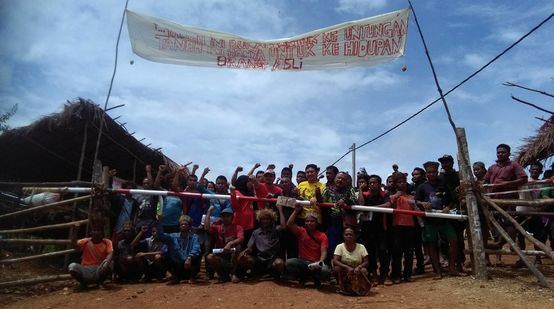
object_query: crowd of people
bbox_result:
[68,143,554,296]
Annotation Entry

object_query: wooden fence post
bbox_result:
[455,128,488,280]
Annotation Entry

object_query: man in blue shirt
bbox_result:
[158,215,201,284]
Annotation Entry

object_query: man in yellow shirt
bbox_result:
[297,164,325,223]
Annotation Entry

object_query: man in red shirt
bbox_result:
[68,227,113,289]
[277,203,329,288]
[483,144,528,267]
[255,169,283,209]
[484,144,527,199]
[204,206,244,282]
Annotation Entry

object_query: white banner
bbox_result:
[126,9,409,71]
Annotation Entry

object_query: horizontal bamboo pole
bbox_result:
[0,238,71,245]
[491,211,554,217]
[0,195,91,219]
[489,198,554,208]
[0,249,76,264]
[0,181,92,187]
[0,219,88,235]
[28,187,468,220]
[465,249,548,257]
[0,274,72,288]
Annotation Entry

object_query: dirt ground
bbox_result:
[2,258,554,309]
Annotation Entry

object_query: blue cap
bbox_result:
[221,208,234,215]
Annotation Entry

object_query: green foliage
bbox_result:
[0,103,18,133]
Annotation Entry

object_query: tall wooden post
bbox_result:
[65,122,89,268]
[455,128,487,279]
[351,143,356,185]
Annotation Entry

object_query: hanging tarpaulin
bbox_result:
[126,9,409,71]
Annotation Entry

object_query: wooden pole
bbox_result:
[0,274,72,288]
[488,198,554,208]
[0,249,76,264]
[86,161,103,235]
[133,159,137,184]
[0,195,91,219]
[0,219,88,234]
[456,128,488,279]
[481,195,554,261]
[0,238,72,245]
[0,181,93,187]
[465,249,548,257]
[351,143,356,185]
[67,122,89,269]
[481,204,550,288]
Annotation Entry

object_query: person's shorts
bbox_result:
[422,221,456,243]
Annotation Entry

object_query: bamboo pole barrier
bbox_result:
[0,181,93,187]
[21,187,469,220]
[481,195,554,261]
[465,249,547,257]
[0,274,72,288]
[491,211,554,217]
[0,249,76,264]
[0,195,91,219]
[0,239,71,245]
[0,219,88,235]
[487,198,554,208]
[481,204,550,288]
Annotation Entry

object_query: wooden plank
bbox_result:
[0,239,71,245]
[0,274,72,288]
[0,195,91,219]
[0,249,76,264]
[489,198,554,207]
[0,219,88,234]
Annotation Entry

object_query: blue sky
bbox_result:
[1,0,553,183]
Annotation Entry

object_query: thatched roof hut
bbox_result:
[517,115,554,168]
[0,98,177,183]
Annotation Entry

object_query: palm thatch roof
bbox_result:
[517,115,554,168]
[0,98,178,183]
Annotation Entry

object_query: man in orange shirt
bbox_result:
[68,227,114,289]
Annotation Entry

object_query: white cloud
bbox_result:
[335,0,387,15]
[462,53,486,69]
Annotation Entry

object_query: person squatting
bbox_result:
[69,145,554,296]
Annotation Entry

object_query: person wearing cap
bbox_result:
[204,206,244,282]
[158,215,201,284]
[278,203,329,288]
[254,168,283,210]
[438,154,465,273]
[237,208,284,279]
[415,161,462,279]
